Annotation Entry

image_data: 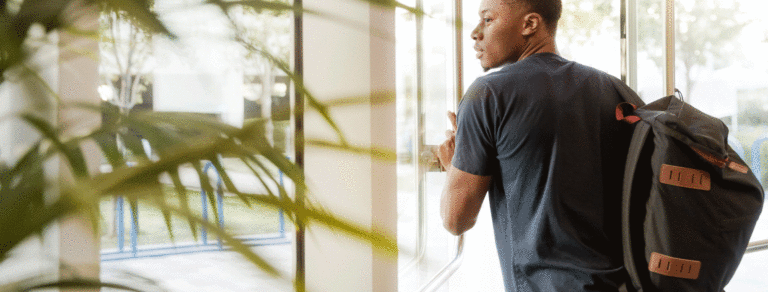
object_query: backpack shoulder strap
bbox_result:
[622,120,652,291]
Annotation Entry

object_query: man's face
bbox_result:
[472,0,528,70]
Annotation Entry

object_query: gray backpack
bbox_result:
[612,78,764,291]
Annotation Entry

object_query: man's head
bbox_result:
[471,0,561,70]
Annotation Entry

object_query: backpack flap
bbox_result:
[621,95,765,292]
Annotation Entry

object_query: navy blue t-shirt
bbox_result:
[452,53,633,291]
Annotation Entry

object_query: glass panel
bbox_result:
[668,0,768,289]
[557,0,621,77]
[396,2,419,278]
[98,0,295,290]
[420,0,459,287]
[422,0,459,146]
[462,0,482,93]
[636,0,667,101]
[397,0,458,289]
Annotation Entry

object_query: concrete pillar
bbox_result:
[302,1,397,291]
[56,0,102,289]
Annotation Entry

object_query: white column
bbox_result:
[56,0,102,287]
[302,0,397,291]
[0,0,101,289]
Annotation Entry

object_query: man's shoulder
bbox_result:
[467,53,622,101]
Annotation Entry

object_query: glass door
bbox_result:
[396,0,461,290]
[667,0,768,289]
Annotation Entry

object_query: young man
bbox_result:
[435,0,633,290]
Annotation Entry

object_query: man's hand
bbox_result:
[435,111,457,171]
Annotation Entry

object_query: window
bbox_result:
[97,0,296,289]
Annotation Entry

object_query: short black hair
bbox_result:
[512,0,562,33]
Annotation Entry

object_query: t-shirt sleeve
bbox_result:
[452,80,497,176]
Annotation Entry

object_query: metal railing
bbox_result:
[101,161,289,261]
[418,235,465,292]
[746,239,768,254]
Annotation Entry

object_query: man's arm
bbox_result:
[435,111,492,236]
[440,166,491,236]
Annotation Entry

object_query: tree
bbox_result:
[557,0,614,49]
[638,0,748,101]
[99,5,156,237]
[557,0,748,103]
[230,5,293,149]
[99,3,154,111]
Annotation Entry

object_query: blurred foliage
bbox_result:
[1,0,411,291]
[558,0,614,45]
[637,0,748,100]
[557,0,749,102]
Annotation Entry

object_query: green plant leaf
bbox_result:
[208,0,297,14]
[0,196,79,260]
[168,167,199,241]
[192,160,222,225]
[101,0,176,38]
[237,193,398,258]
[91,128,127,168]
[120,130,149,162]
[0,144,46,257]
[208,155,253,207]
[19,113,90,178]
[22,279,143,292]
[239,157,279,199]
[235,39,350,147]
[144,196,282,277]
[233,140,306,195]
[14,0,70,32]
[307,139,396,161]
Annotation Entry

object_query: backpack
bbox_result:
[610,78,765,292]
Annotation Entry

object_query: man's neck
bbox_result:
[517,37,557,62]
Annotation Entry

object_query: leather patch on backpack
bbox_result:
[659,164,711,191]
[728,161,749,174]
[648,252,701,280]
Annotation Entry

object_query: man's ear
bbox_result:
[521,13,542,36]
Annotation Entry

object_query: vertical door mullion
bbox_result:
[620,0,638,91]
[454,0,464,105]
[415,0,428,270]
[663,0,675,97]
[293,0,305,288]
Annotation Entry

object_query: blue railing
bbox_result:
[101,161,290,261]
[751,134,768,183]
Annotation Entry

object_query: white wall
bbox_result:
[303,1,397,291]
[0,1,101,289]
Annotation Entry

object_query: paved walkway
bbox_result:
[101,160,296,292]
[96,161,768,291]
[101,243,295,292]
